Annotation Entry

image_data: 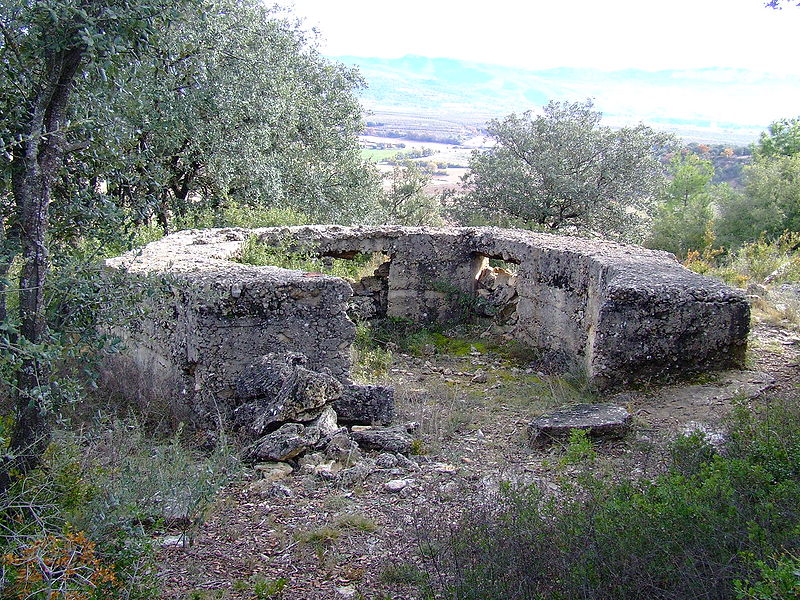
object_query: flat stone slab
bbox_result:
[528,403,632,448]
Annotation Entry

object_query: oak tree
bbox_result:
[462,100,672,241]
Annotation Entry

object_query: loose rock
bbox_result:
[528,404,632,447]
[351,426,414,454]
[248,422,321,462]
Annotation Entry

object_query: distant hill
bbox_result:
[335,55,800,145]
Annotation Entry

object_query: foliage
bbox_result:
[422,397,800,600]
[235,235,378,280]
[754,116,800,159]
[0,418,239,598]
[378,162,443,226]
[2,530,120,600]
[648,153,718,258]
[715,155,800,249]
[459,99,673,241]
[735,553,800,599]
[685,233,800,287]
[559,428,597,466]
[351,321,393,383]
[79,0,381,230]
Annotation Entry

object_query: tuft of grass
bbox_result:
[352,321,393,382]
[335,513,379,532]
[295,526,341,546]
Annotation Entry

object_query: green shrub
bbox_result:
[684,233,800,287]
[735,553,800,599]
[351,321,393,382]
[174,203,310,231]
[235,235,377,280]
[0,419,241,599]
[559,428,597,466]
[421,397,800,600]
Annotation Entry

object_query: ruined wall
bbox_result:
[105,228,354,426]
[104,226,750,423]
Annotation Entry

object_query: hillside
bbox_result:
[337,54,800,145]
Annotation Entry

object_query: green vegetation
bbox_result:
[685,233,800,288]
[421,398,800,600]
[648,153,719,258]
[378,161,444,226]
[235,236,378,280]
[0,419,240,599]
[335,513,379,532]
[647,115,800,265]
[458,99,673,242]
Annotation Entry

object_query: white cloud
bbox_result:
[288,0,800,75]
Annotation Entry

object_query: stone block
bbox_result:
[335,384,395,425]
[528,403,632,448]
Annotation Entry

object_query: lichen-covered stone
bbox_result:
[528,404,632,448]
[247,422,322,462]
[335,385,395,425]
[232,354,342,436]
[350,425,414,454]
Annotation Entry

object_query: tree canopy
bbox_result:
[754,117,800,159]
[461,100,673,241]
[0,0,380,488]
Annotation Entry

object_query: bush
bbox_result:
[684,233,800,287]
[421,398,800,600]
[0,419,241,598]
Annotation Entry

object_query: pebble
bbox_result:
[384,479,411,493]
[471,370,488,384]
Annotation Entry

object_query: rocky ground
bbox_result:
[156,317,800,600]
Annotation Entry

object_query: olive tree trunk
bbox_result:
[0,46,84,493]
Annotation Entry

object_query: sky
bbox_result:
[287,0,800,75]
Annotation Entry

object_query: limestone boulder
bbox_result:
[528,403,632,448]
[247,422,322,462]
[335,384,395,426]
[233,353,342,437]
[351,425,414,454]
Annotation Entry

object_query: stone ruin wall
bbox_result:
[104,225,751,427]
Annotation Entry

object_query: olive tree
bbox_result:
[0,0,179,491]
[0,0,378,489]
[462,100,673,241]
[92,0,379,231]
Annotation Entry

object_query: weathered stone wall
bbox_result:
[104,225,750,423]
[105,228,354,426]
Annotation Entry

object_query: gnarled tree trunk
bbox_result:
[0,45,84,493]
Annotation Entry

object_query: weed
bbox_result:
[252,576,288,599]
[351,321,393,382]
[410,439,428,456]
[335,513,379,532]
[295,526,341,547]
[323,495,352,511]
[558,429,597,466]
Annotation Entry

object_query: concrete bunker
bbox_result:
[104,225,750,428]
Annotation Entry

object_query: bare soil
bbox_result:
[156,321,800,600]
